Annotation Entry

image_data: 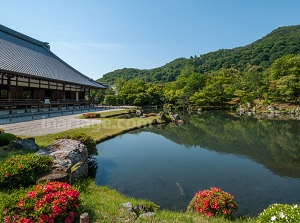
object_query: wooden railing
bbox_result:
[0,99,92,107]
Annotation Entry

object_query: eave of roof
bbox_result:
[0,24,107,89]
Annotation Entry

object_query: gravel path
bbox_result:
[0,109,122,136]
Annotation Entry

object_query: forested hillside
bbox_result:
[92,25,300,108]
[97,25,300,85]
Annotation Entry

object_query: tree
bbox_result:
[270,54,300,79]
[268,54,300,102]
[269,75,299,102]
[104,95,117,105]
[190,69,236,106]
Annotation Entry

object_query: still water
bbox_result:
[94,111,300,216]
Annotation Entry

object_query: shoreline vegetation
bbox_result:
[0,108,292,222]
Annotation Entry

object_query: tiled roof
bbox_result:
[0,24,107,88]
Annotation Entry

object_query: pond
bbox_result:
[94,111,300,216]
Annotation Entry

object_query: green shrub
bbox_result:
[82,112,101,118]
[58,133,97,157]
[0,154,53,189]
[0,133,18,146]
[1,181,80,223]
[0,128,4,134]
[257,203,300,223]
[187,187,238,219]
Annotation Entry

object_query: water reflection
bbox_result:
[145,111,300,178]
[95,111,300,216]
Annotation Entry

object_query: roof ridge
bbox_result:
[0,24,50,49]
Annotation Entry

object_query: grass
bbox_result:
[77,180,256,223]
[0,109,257,222]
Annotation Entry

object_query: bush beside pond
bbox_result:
[1,181,79,223]
[187,187,238,219]
[82,112,101,118]
[257,203,300,223]
[0,154,53,189]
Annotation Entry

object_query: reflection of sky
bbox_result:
[95,132,300,216]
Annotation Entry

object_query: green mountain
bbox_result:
[98,25,300,85]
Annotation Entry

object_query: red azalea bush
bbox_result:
[2,181,80,223]
[82,113,100,119]
[187,187,238,218]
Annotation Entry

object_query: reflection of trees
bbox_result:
[135,112,300,178]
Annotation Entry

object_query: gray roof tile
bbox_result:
[0,24,107,88]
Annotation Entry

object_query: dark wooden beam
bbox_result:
[7,75,11,100]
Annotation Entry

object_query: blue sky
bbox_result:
[1,0,300,80]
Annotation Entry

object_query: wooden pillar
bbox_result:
[63,84,65,101]
[7,75,11,100]
[80,213,89,223]
[102,89,104,104]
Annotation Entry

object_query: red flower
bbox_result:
[64,217,73,223]
[26,191,36,199]
[4,216,10,223]
[6,181,79,223]
[18,217,33,223]
[17,200,24,207]
[52,205,62,217]
[5,173,9,177]
[189,187,238,218]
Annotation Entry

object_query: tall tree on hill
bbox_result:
[268,54,300,102]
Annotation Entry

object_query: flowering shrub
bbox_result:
[2,181,80,223]
[82,113,100,119]
[257,203,300,222]
[187,187,238,218]
[0,154,53,189]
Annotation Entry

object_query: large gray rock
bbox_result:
[10,138,38,151]
[36,171,69,183]
[36,139,88,182]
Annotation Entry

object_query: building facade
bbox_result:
[0,24,107,109]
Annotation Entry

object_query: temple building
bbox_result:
[0,24,107,111]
